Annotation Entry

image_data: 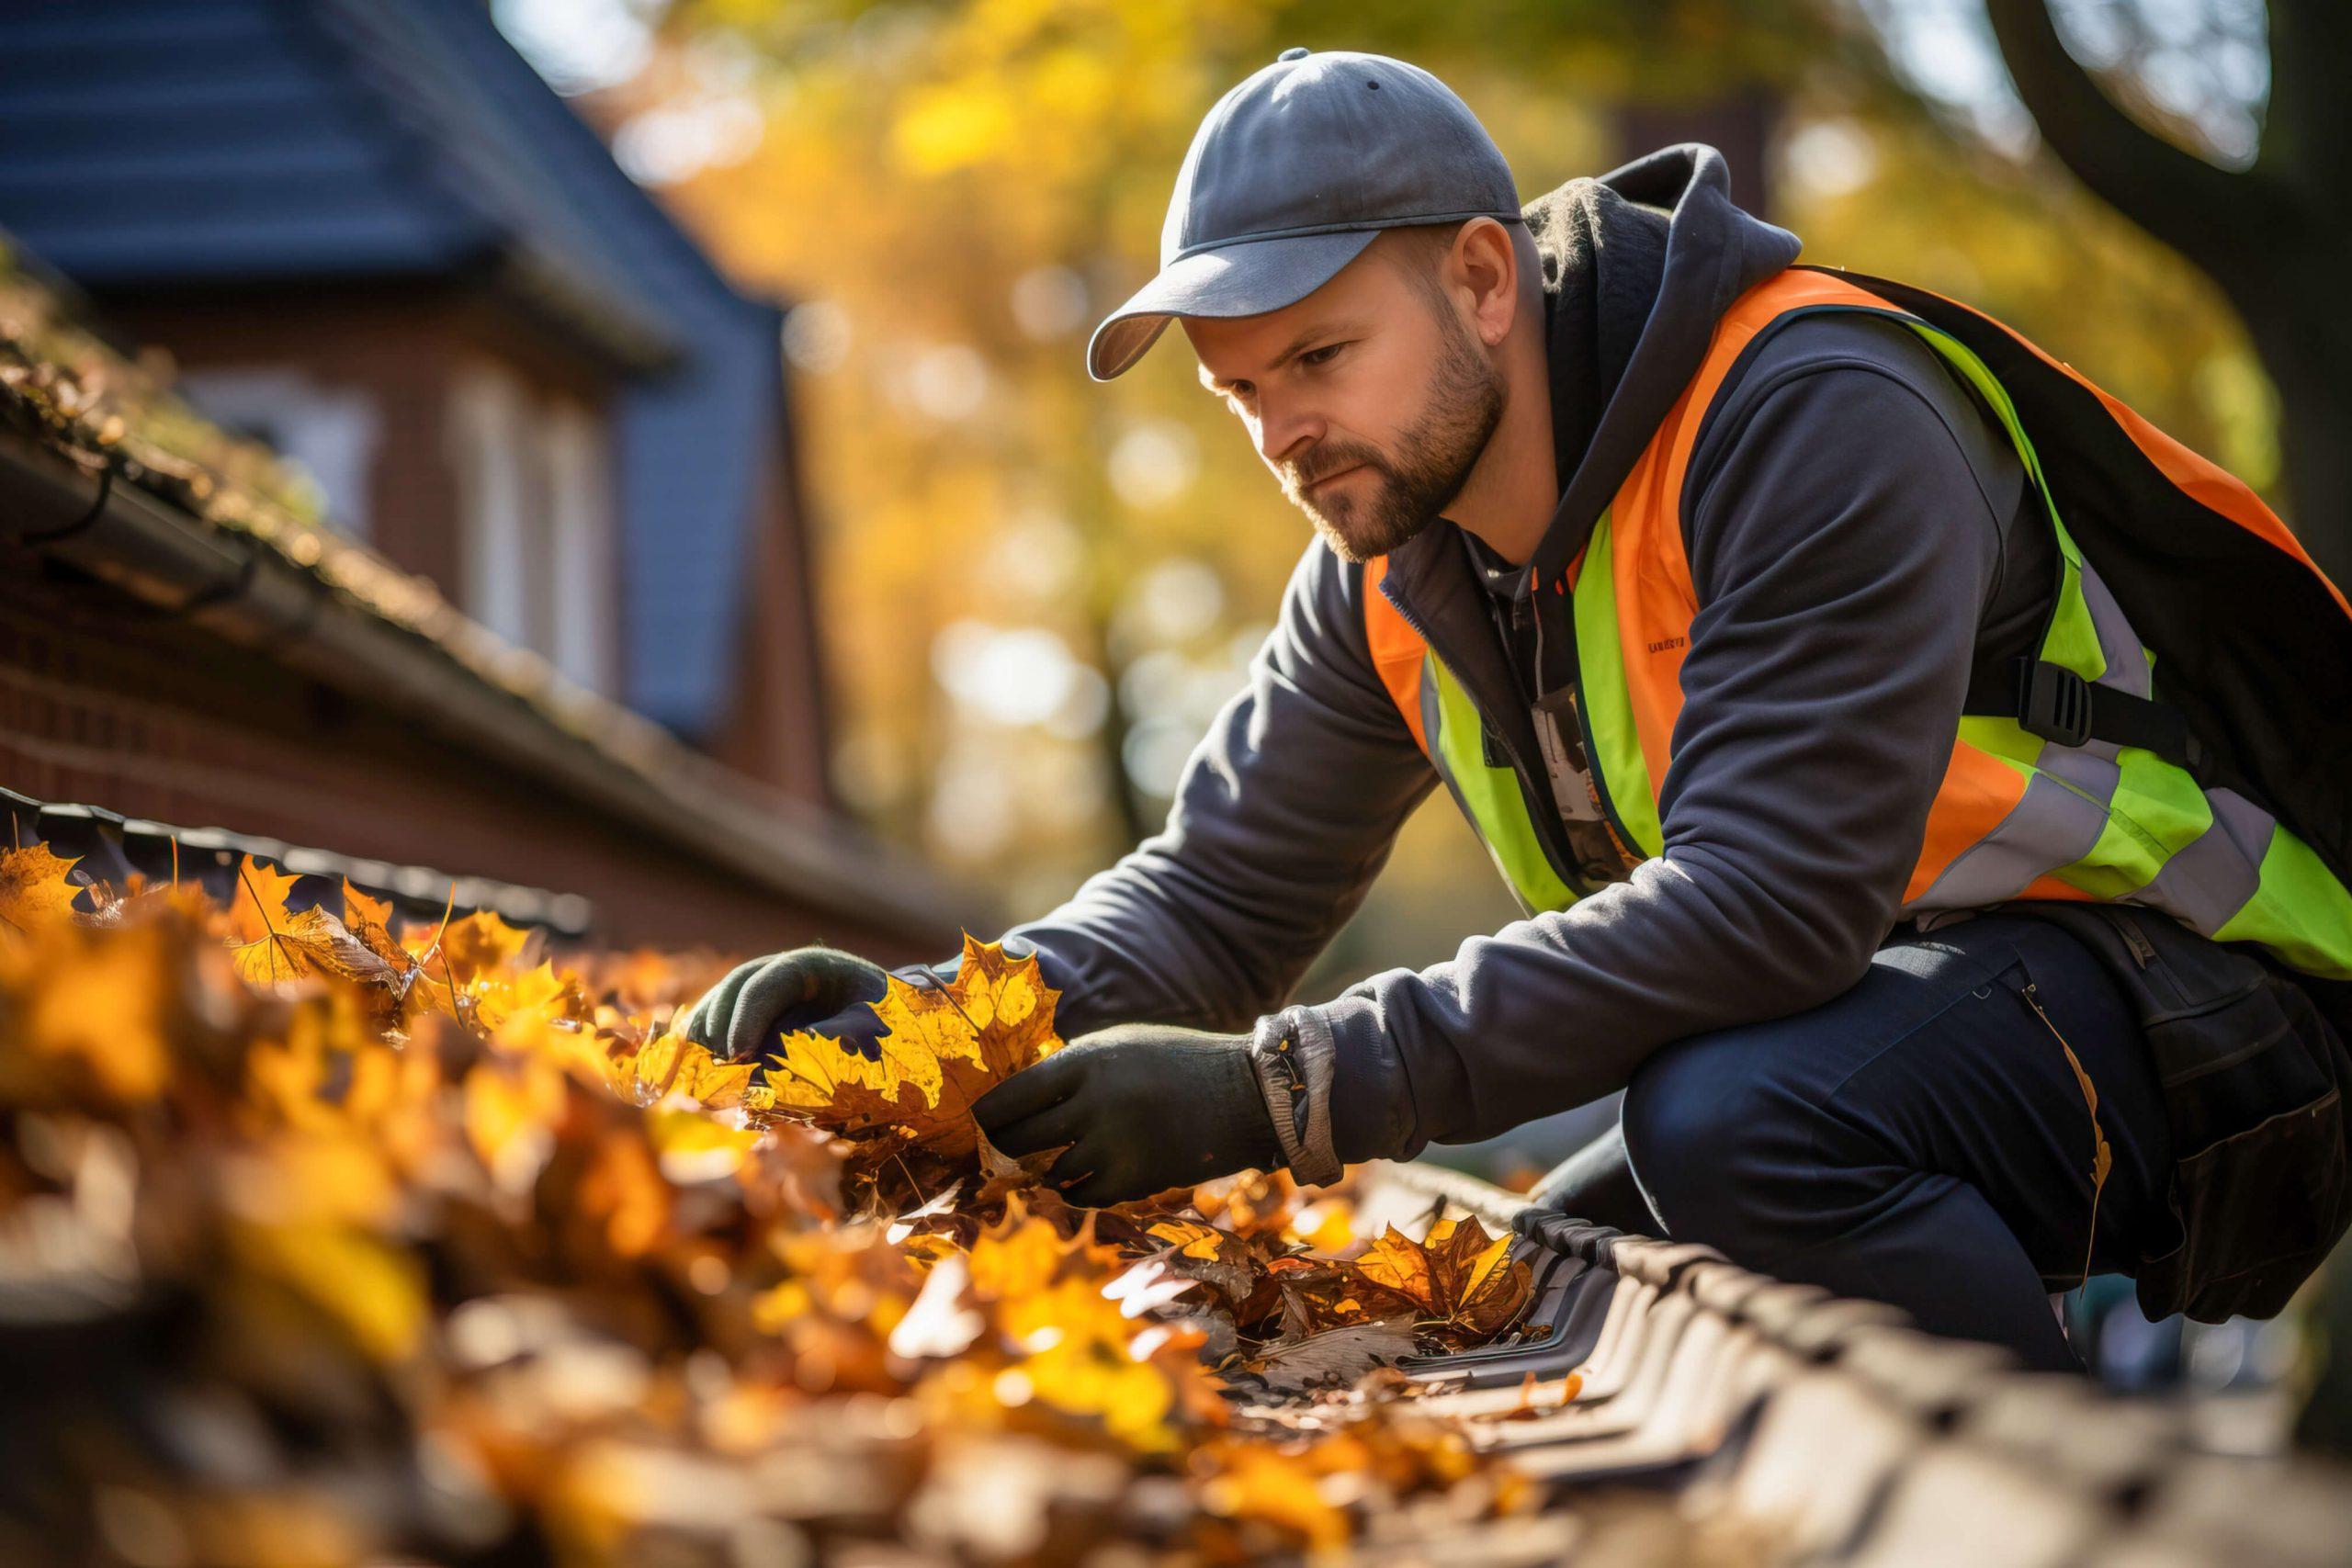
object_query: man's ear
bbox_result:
[1450,217,1523,348]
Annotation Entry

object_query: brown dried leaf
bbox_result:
[1243,1316,1419,1393]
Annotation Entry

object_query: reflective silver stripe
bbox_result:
[1913,558,2148,915]
[2078,559,2150,699]
[2131,787,2273,936]
[1910,739,2120,912]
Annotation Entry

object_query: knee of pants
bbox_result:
[1621,1025,1816,1243]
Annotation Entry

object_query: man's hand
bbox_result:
[972,1023,1283,1208]
[678,946,889,1065]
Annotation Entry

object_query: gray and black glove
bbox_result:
[678,946,889,1065]
[972,1023,1283,1208]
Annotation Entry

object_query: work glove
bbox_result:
[973,1023,1284,1209]
[677,946,890,1066]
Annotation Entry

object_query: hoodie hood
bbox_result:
[1521,143,1800,585]
[1364,144,1800,897]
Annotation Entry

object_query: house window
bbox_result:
[448,361,539,656]
[178,367,381,539]
[542,400,616,694]
[447,361,616,695]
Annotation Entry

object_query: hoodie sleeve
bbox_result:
[992,540,1437,1041]
[1312,317,2030,1159]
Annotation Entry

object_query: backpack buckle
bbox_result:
[2016,659,2094,749]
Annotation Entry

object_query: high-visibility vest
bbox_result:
[1363,266,2352,981]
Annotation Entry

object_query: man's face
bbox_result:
[1182,238,1505,563]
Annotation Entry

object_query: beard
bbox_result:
[1283,304,1506,564]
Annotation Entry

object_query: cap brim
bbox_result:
[1085,227,1383,381]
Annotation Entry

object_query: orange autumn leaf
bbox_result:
[967,1192,1107,1299]
[612,1029,756,1111]
[572,1127,674,1258]
[463,1054,568,1192]
[231,905,410,995]
[1196,1438,1351,1551]
[764,933,1060,1161]
[227,853,302,947]
[0,916,177,1104]
[1354,1216,1532,1337]
[1260,1253,1422,1339]
[341,879,394,931]
[435,908,535,986]
[0,831,1533,1558]
[1190,1168,1306,1240]
[472,961,592,1035]
[0,843,81,937]
[1148,1219,1228,1261]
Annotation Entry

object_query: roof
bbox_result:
[0,239,970,947]
[0,0,790,739]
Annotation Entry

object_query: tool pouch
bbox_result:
[2000,902,2351,1323]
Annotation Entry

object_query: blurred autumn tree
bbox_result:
[1976,0,2346,581]
[507,0,2290,983]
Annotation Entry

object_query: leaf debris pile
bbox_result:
[0,843,1540,1564]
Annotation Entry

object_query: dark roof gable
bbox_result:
[0,0,805,740]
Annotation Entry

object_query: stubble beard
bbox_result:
[1287,306,1507,565]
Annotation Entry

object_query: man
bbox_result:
[687,50,2352,1371]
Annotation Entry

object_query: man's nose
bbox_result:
[1255,395,1323,468]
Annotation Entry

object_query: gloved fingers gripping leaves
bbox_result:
[1041,1134,1104,1194]
[972,1042,1089,1134]
[980,1089,1096,1163]
[1044,1134,1182,1211]
[774,949,891,1025]
[680,946,889,1064]
[677,955,764,1051]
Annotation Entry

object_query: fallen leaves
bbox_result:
[763,933,1063,1201]
[0,841,80,934]
[1359,1215,1534,1337]
[0,838,1537,1564]
[1244,1318,1420,1394]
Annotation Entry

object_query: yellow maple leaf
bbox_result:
[473,961,591,1035]
[765,934,1060,1160]
[1148,1219,1228,1261]
[464,1055,567,1193]
[231,906,411,997]
[227,854,302,948]
[341,880,394,931]
[0,843,81,937]
[0,917,175,1104]
[967,1195,1089,1300]
[433,909,534,986]
[613,1029,755,1111]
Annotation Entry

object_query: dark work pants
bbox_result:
[1534,914,2175,1371]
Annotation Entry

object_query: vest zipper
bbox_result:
[1559,682,1645,876]
[1541,570,1645,876]
[1376,573,1598,900]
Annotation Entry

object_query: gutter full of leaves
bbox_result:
[0,840,1543,1562]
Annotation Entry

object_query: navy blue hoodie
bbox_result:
[993,143,2051,1158]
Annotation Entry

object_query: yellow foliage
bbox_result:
[0,840,1528,1559]
[0,842,81,936]
[765,932,1060,1165]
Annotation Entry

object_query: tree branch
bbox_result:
[1982,0,2299,276]
[2265,0,2352,226]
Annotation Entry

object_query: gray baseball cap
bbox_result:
[1086,48,1521,381]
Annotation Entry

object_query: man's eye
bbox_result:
[1301,344,1344,367]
